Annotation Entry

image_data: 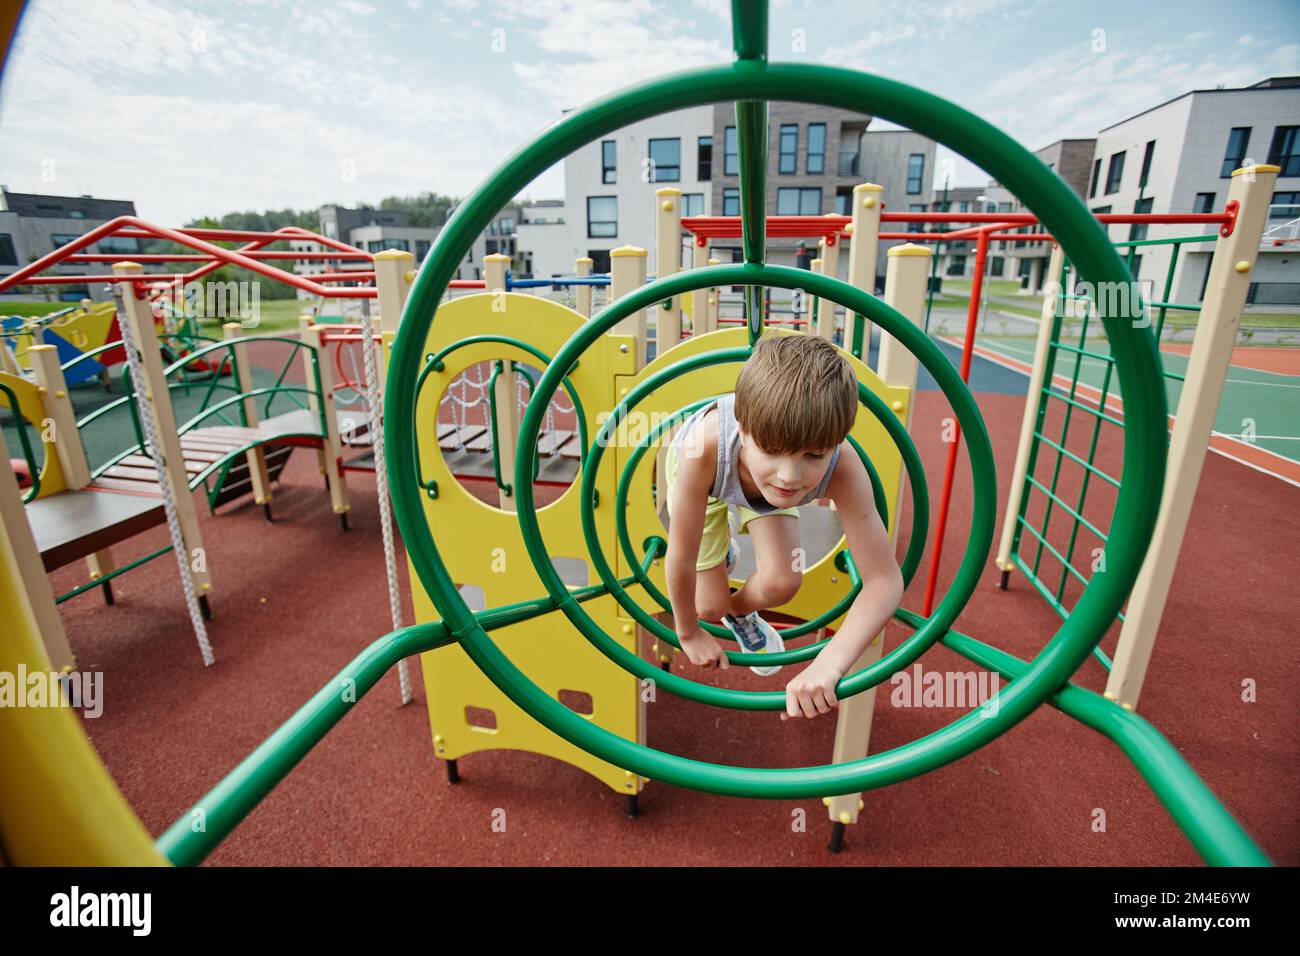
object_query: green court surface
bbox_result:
[961,333,1300,467]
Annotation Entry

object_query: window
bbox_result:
[998,202,1013,213]
[806,123,825,174]
[1271,191,1300,219]
[1193,192,1215,214]
[907,154,925,194]
[776,187,822,215]
[1220,127,1251,178]
[587,249,611,274]
[415,239,431,261]
[601,140,616,184]
[1104,151,1125,194]
[587,196,617,238]
[958,201,969,212]
[698,136,712,181]
[682,193,704,217]
[1139,140,1156,189]
[1267,126,1299,177]
[50,233,80,250]
[834,193,850,215]
[1091,205,1112,215]
[909,203,927,213]
[498,217,515,235]
[724,126,738,175]
[648,138,680,182]
[1088,158,1102,198]
[1129,196,1153,243]
[779,124,798,174]
[989,256,1005,277]
[97,236,140,254]
[366,238,409,252]
[947,254,966,276]
[0,233,16,266]
[722,187,740,216]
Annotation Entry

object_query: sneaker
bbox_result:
[725,535,740,575]
[722,611,785,677]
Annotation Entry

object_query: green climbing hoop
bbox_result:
[385,61,1165,799]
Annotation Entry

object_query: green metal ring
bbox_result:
[386,62,1165,798]
[606,352,928,665]
[536,270,985,711]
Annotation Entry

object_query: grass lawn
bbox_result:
[0,300,79,317]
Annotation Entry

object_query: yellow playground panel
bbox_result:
[412,291,649,795]
[7,300,119,367]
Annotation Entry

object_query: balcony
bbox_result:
[837,151,859,177]
[1262,203,1300,249]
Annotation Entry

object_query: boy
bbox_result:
[663,334,904,721]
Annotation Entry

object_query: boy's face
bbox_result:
[737,428,836,506]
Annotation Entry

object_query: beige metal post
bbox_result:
[815,226,841,341]
[845,184,884,359]
[995,243,1066,577]
[112,262,210,596]
[706,256,721,333]
[299,314,329,478]
[484,253,521,513]
[655,187,683,350]
[689,240,711,337]
[27,345,91,490]
[574,257,593,318]
[301,324,350,520]
[0,433,74,671]
[826,243,930,829]
[1105,164,1280,711]
[373,248,414,337]
[610,246,648,370]
[30,344,114,591]
[809,256,824,337]
[223,323,272,507]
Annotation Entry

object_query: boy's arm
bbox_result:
[784,445,904,719]
[664,443,712,638]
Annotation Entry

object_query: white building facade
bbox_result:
[1087,76,1299,306]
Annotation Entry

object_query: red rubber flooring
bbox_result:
[46,388,1299,866]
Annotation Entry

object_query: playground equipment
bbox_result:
[0,0,1273,866]
[989,167,1283,712]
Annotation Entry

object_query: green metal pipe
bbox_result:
[156,621,455,867]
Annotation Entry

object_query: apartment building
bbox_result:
[0,189,138,301]
[932,139,1096,289]
[533,104,935,289]
[1086,76,1299,305]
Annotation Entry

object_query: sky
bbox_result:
[0,0,1296,224]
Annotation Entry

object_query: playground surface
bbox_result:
[40,338,1298,866]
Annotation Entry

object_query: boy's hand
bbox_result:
[781,657,844,720]
[677,625,731,670]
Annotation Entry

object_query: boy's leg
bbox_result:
[729,512,802,618]
[664,441,735,626]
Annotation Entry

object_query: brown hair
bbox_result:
[733,334,857,454]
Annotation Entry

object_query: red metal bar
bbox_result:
[680,211,1234,241]
[923,226,995,616]
[65,251,371,263]
[15,273,189,284]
